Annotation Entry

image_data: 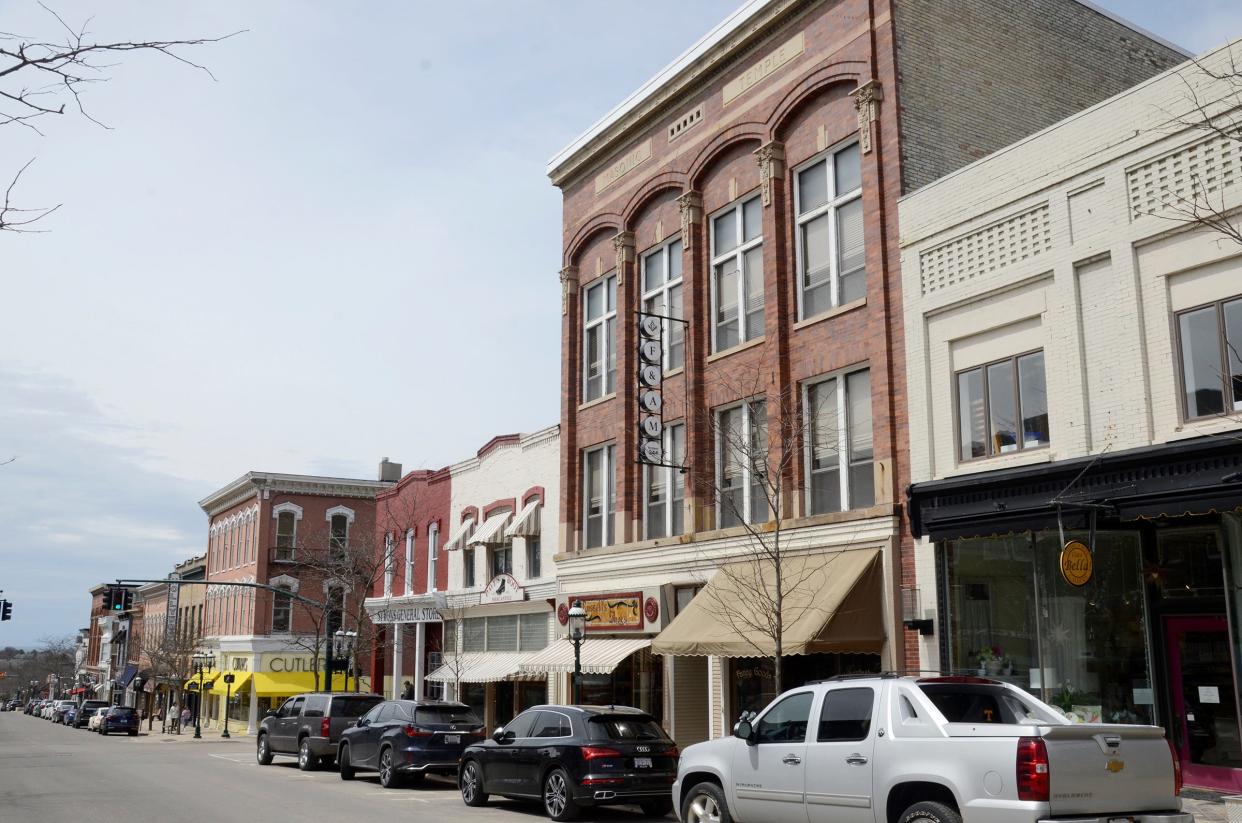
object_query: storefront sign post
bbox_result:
[220,673,235,739]
[568,601,587,705]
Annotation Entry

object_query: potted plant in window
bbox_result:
[977,645,1003,676]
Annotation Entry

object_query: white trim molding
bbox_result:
[268,574,299,593]
[272,502,304,520]
[324,505,356,524]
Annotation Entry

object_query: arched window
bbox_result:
[271,586,292,633]
[329,514,349,557]
[275,512,297,561]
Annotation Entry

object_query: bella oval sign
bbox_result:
[1060,540,1093,587]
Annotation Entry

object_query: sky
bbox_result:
[2,0,1240,647]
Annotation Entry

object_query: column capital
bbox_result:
[559,265,579,316]
[850,79,882,154]
[754,141,786,207]
[613,231,635,285]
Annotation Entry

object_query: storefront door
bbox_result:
[494,682,515,729]
[1166,616,1242,791]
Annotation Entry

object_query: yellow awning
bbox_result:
[184,671,221,691]
[252,671,350,696]
[651,548,886,657]
[215,671,252,694]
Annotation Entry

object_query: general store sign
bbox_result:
[370,606,442,624]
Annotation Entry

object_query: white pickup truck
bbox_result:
[673,674,1190,823]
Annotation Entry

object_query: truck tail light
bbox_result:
[1016,737,1049,802]
[320,718,331,738]
[1167,738,1182,796]
[580,746,621,761]
[403,724,433,738]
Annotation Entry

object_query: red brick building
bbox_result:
[196,468,393,733]
[549,0,1184,743]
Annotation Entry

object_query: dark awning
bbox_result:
[908,435,1242,542]
[115,664,139,689]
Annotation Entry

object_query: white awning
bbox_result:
[469,509,512,546]
[518,637,651,676]
[444,516,475,552]
[505,498,542,538]
[425,652,538,684]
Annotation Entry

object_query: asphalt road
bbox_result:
[0,712,671,823]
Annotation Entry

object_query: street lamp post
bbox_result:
[190,653,213,740]
[221,673,235,739]
[567,601,587,705]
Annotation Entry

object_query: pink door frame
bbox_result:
[1164,615,1242,792]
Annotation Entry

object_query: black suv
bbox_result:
[73,700,109,728]
[98,706,139,736]
[459,705,678,820]
[257,692,383,770]
[338,699,483,788]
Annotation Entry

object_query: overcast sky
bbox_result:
[2,1,1239,647]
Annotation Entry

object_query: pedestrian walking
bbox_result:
[180,705,191,734]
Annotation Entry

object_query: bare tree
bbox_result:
[697,366,859,697]
[0,3,241,231]
[133,610,203,727]
[431,604,471,702]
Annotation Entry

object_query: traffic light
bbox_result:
[0,600,9,621]
[120,589,133,611]
[102,588,116,610]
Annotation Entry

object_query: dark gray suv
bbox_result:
[257,692,383,770]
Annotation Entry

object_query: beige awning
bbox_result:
[444,516,475,552]
[469,510,512,547]
[651,548,885,657]
[519,637,650,675]
[425,652,536,684]
[505,499,542,538]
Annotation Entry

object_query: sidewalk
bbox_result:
[137,724,250,743]
[1183,791,1227,822]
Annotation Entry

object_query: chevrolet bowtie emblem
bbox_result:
[1106,759,1125,773]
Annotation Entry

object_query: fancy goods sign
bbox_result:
[1060,539,1093,587]
[579,593,643,631]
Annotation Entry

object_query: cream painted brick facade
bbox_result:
[900,38,1242,670]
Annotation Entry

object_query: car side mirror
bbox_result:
[734,720,756,745]
[492,727,514,744]
[357,717,370,728]
[264,710,277,719]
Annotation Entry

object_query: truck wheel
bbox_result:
[256,733,273,765]
[899,801,962,823]
[298,738,318,771]
[681,782,731,823]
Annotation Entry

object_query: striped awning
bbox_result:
[445,516,476,552]
[518,637,651,676]
[505,499,542,538]
[469,510,512,547]
[426,652,537,684]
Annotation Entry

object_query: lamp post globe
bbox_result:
[567,601,587,705]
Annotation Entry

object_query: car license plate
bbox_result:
[634,757,652,768]
[445,735,460,744]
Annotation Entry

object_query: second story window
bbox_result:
[463,545,476,588]
[583,274,617,402]
[1177,296,1242,420]
[711,195,764,352]
[275,512,296,561]
[956,350,1049,462]
[427,523,439,593]
[717,399,769,528]
[644,422,686,539]
[490,540,513,577]
[795,142,864,318]
[525,536,542,580]
[641,238,685,371]
[383,533,394,597]
[271,586,292,633]
[583,443,615,549]
[404,530,414,596]
[806,368,874,514]
[329,514,349,557]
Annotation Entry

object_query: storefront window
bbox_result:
[943,530,1153,725]
[730,653,880,724]
[578,648,664,724]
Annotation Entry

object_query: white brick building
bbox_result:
[900,39,1242,791]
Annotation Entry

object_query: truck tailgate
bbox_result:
[1043,724,1177,815]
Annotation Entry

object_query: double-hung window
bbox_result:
[583,274,618,402]
[525,537,542,580]
[644,422,686,539]
[491,541,513,577]
[1177,296,1242,420]
[404,530,414,596]
[329,514,349,558]
[583,443,615,548]
[717,399,769,527]
[956,350,1049,461]
[805,368,874,514]
[427,523,439,592]
[384,533,394,596]
[795,142,864,318]
[711,196,764,352]
[271,586,292,633]
[275,512,296,561]
[641,238,685,371]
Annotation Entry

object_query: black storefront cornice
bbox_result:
[907,434,1242,541]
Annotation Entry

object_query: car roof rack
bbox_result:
[807,671,904,685]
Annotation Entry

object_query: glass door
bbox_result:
[1165,615,1242,791]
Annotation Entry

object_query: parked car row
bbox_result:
[252,691,679,820]
[17,698,139,735]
